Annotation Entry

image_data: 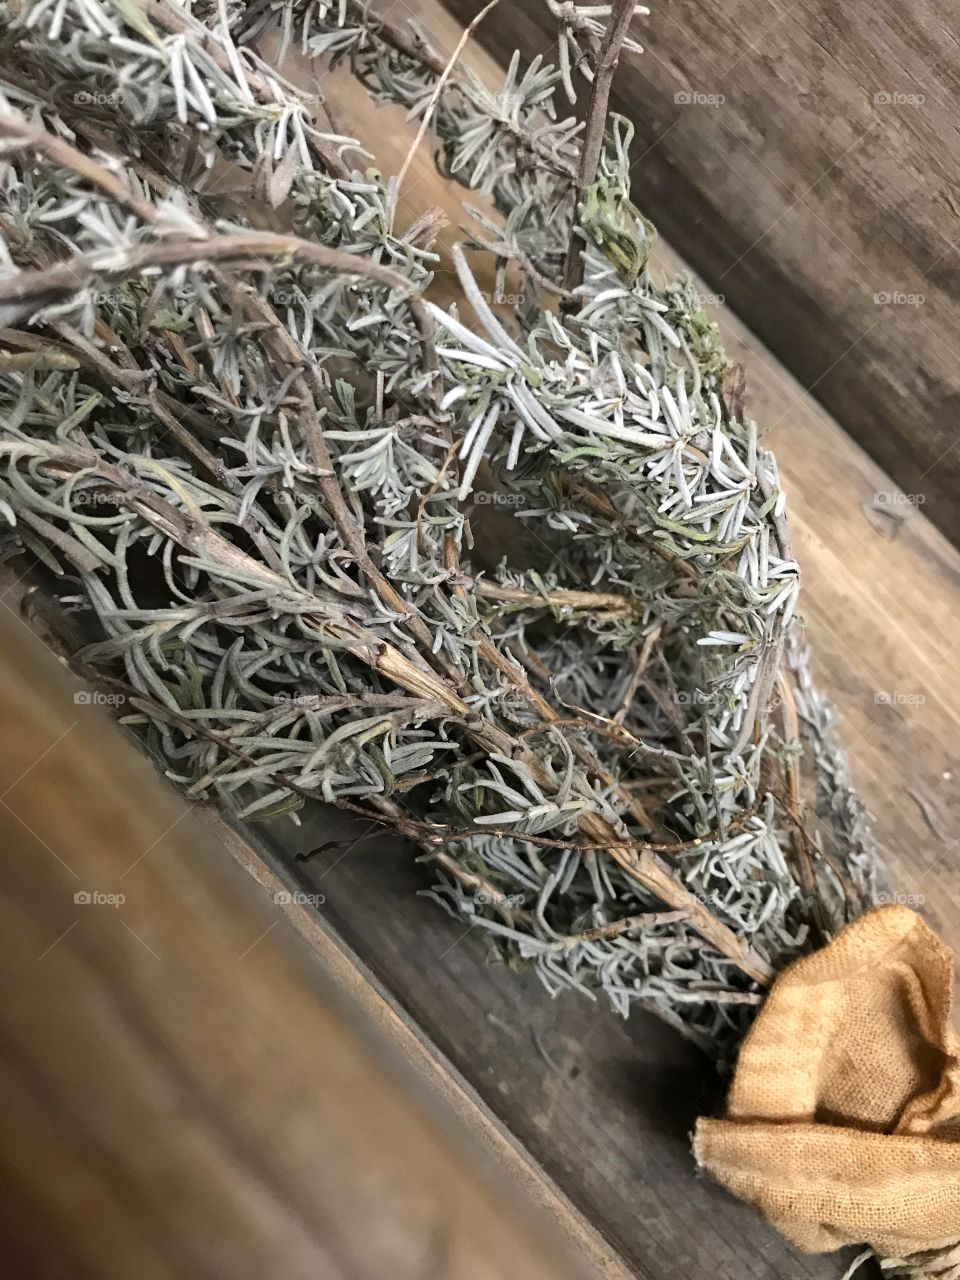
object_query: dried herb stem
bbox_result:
[562,0,636,294]
[0,231,438,377]
[395,0,502,195]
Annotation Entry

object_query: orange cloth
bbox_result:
[695,906,960,1261]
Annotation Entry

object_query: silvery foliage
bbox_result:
[0,0,880,1047]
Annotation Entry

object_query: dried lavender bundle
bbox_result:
[0,0,882,1051]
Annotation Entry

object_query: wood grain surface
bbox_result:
[0,8,957,1279]
[284,17,959,1277]
[0,593,632,1280]
[443,0,960,546]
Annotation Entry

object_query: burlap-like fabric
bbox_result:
[694,905,960,1259]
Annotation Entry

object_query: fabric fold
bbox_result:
[694,905,960,1258]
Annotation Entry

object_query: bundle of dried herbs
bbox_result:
[0,0,883,1054]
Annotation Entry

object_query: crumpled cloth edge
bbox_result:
[693,905,960,1263]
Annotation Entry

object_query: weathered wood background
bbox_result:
[1,5,958,1278]
[444,0,960,545]
[0,596,629,1280]
[281,16,960,1276]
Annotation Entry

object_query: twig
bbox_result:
[702,711,725,838]
[613,624,661,722]
[562,0,636,294]
[0,111,158,224]
[518,713,685,765]
[475,579,634,614]
[0,231,438,379]
[395,0,502,196]
[542,909,688,950]
[350,0,578,184]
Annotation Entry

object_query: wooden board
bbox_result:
[0,9,957,1278]
[444,0,960,546]
[285,16,960,1276]
[0,594,631,1280]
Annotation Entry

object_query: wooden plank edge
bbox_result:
[202,808,641,1280]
